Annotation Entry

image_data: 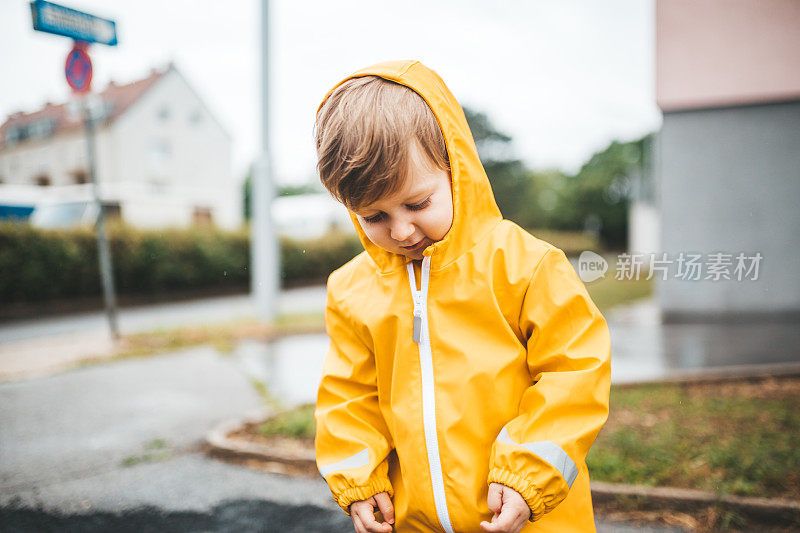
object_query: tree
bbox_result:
[463,107,530,226]
[563,140,640,248]
[520,138,650,249]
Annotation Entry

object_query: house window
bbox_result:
[35,175,52,187]
[148,140,171,171]
[192,206,214,226]
[157,106,170,121]
[101,202,121,222]
[189,109,203,126]
[71,170,89,184]
[5,126,26,145]
[29,119,55,138]
[148,178,168,194]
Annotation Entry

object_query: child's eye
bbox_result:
[406,198,431,211]
[363,212,385,224]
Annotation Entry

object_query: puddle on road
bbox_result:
[610,318,800,384]
[229,321,800,401]
[232,334,329,407]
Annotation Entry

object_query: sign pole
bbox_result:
[252,0,279,321]
[31,1,121,340]
[83,95,120,340]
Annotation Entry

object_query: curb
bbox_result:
[206,411,800,526]
[614,361,800,388]
[206,408,317,469]
[207,413,800,528]
[591,482,800,527]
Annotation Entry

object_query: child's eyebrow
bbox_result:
[404,181,438,201]
[358,189,433,216]
[404,190,432,203]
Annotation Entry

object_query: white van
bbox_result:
[29,198,100,229]
[0,184,117,229]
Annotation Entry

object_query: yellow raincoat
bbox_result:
[315,60,611,532]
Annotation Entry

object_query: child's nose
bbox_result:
[390,219,415,243]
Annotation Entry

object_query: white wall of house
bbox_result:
[0,66,241,230]
[108,69,239,229]
[0,126,97,187]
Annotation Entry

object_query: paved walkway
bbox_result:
[0,287,326,382]
[0,286,326,343]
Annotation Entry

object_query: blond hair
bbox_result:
[315,76,450,211]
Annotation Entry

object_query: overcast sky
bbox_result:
[0,0,661,184]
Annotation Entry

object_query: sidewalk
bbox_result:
[0,286,326,382]
[0,286,326,343]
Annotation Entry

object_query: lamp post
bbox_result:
[252,0,280,321]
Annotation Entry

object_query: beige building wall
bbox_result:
[657,0,800,111]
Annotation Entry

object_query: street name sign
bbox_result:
[30,0,118,46]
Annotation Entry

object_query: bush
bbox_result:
[0,220,594,308]
[281,231,363,286]
[0,222,362,305]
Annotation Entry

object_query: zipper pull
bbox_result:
[412,293,422,344]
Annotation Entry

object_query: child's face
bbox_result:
[353,141,453,261]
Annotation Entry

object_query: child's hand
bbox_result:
[479,482,531,533]
[349,491,395,533]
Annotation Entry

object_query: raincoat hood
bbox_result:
[318,60,502,273]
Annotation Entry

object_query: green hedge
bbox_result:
[0,222,362,304]
[0,222,596,306]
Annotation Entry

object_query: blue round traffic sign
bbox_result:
[65,44,92,93]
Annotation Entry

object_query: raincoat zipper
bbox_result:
[406,256,454,533]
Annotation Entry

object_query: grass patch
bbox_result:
[256,378,800,502]
[583,254,654,314]
[585,273,652,314]
[272,311,326,331]
[79,312,326,369]
[587,376,800,500]
[257,403,315,440]
[121,438,173,467]
[530,229,600,257]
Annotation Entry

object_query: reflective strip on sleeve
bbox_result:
[318,448,369,478]
[497,427,579,487]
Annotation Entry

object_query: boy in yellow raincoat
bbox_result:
[313,60,611,533]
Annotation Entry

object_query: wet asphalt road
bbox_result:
[0,287,327,344]
[0,344,687,532]
[0,345,348,532]
[1,500,352,533]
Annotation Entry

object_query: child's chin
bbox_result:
[400,248,424,260]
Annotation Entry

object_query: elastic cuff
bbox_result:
[334,479,394,515]
[487,468,545,522]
